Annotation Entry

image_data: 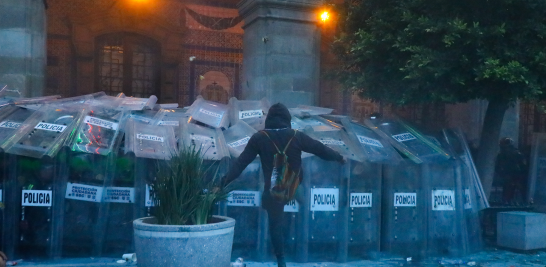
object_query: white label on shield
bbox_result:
[65,183,103,202]
[22,190,52,206]
[191,134,212,143]
[228,136,250,148]
[394,193,416,207]
[158,120,179,126]
[311,188,339,211]
[199,108,223,118]
[350,193,372,208]
[122,99,146,106]
[145,184,158,207]
[239,110,263,120]
[464,189,472,209]
[392,133,417,142]
[432,190,455,211]
[228,191,261,207]
[34,122,67,132]
[84,116,118,130]
[284,199,299,212]
[0,121,22,129]
[357,135,383,148]
[103,187,135,203]
[319,139,345,146]
[136,134,164,142]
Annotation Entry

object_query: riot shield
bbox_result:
[364,118,451,163]
[179,121,230,161]
[341,118,402,164]
[381,161,426,259]
[228,97,270,131]
[123,118,178,255]
[116,95,158,111]
[0,99,91,159]
[527,133,546,212]
[291,116,341,132]
[186,96,230,129]
[61,99,126,256]
[0,99,87,259]
[303,126,361,162]
[289,105,333,118]
[442,129,488,210]
[223,121,256,158]
[225,159,264,260]
[153,108,190,141]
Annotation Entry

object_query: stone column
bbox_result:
[0,0,46,97]
[238,0,321,107]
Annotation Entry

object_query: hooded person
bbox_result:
[222,103,344,267]
[495,137,528,205]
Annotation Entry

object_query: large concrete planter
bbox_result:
[134,216,235,267]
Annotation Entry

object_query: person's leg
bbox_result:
[266,198,286,266]
[502,178,516,205]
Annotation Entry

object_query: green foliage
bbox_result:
[332,0,546,105]
[151,146,228,225]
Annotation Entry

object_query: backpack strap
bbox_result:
[261,130,298,155]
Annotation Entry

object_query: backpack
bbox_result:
[261,130,301,204]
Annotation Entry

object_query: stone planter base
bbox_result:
[134,216,235,267]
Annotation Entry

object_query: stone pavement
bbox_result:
[13,248,546,267]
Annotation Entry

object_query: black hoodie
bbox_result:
[223,103,343,191]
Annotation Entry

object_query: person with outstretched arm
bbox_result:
[222,103,345,267]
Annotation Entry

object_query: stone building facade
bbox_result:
[44,0,346,109]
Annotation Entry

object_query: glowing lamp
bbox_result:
[321,11,330,22]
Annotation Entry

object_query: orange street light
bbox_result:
[321,11,330,22]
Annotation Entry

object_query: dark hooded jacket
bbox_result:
[223,103,343,191]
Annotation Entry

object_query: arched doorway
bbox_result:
[95,33,161,98]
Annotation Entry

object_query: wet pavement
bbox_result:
[12,247,546,267]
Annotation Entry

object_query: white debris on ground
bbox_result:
[13,249,546,267]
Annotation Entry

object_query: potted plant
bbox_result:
[133,146,234,267]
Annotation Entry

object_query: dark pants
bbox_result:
[262,192,285,259]
[502,175,527,204]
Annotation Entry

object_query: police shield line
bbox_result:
[0,92,485,262]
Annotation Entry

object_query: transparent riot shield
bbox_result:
[527,133,546,212]
[223,121,257,158]
[442,129,488,210]
[129,109,159,125]
[1,99,91,159]
[61,100,126,257]
[186,96,230,129]
[116,95,157,111]
[123,118,178,255]
[224,159,264,260]
[153,108,190,142]
[341,118,402,164]
[228,97,270,131]
[0,105,85,259]
[289,105,333,118]
[364,118,451,163]
[381,161,426,259]
[303,126,361,162]
[179,121,230,161]
[297,155,349,262]
[347,160,382,260]
[0,106,37,143]
[291,116,341,132]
